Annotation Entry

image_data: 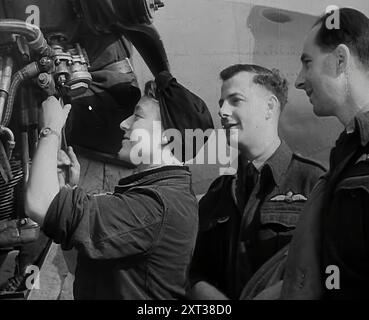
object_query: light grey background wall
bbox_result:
[133,0,369,194]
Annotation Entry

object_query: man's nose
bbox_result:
[218,101,232,119]
[295,69,305,90]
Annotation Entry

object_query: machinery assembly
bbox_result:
[0,0,167,299]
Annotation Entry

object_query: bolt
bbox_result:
[58,74,67,84]
[40,57,49,65]
[38,73,49,85]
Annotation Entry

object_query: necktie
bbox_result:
[237,162,259,211]
[244,162,259,203]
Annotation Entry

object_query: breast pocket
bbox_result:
[258,201,305,247]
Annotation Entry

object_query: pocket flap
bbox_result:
[260,202,304,228]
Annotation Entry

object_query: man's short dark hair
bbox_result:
[313,8,369,68]
[219,64,289,111]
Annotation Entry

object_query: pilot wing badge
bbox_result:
[270,191,307,203]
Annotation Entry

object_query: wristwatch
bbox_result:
[39,127,60,139]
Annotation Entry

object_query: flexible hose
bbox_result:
[1,62,39,127]
[1,71,22,127]
[0,125,15,159]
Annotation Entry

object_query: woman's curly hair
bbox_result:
[144,80,159,100]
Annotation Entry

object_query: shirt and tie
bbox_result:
[190,141,326,299]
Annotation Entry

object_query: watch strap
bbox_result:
[39,127,61,139]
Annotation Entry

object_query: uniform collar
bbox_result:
[262,140,293,186]
[238,140,293,187]
[353,111,369,146]
[330,111,369,171]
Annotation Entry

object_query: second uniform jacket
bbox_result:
[190,141,326,299]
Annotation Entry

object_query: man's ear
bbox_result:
[334,44,350,74]
[266,95,279,120]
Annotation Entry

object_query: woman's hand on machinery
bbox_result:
[57,146,80,188]
[67,146,80,187]
[41,96,71,132]
[57,148,70,188]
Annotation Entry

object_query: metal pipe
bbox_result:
[20,88,30,183]
[0,57,13,92]
[0,92,6,123]
[0,19,52,56]
[0,56,13,123]
[0,19,38,41]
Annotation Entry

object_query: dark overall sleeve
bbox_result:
[189,226,218,287]
[42,186,164,260]
[189,178,229,288]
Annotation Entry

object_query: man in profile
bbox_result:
[189,64,325,299]
[282,8,369,300]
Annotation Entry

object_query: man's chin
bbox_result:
[312,104,330,117]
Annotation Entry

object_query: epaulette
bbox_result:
[292,153,327,172]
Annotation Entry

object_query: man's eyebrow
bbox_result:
[219,93,245,106]
[226,93,245,100]
[300,53,311,62]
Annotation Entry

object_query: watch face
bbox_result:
[43,128,51,135]
[39,127,60,139]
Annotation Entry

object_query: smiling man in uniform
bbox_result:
[189,64,326,300]
[282,8,369,300]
